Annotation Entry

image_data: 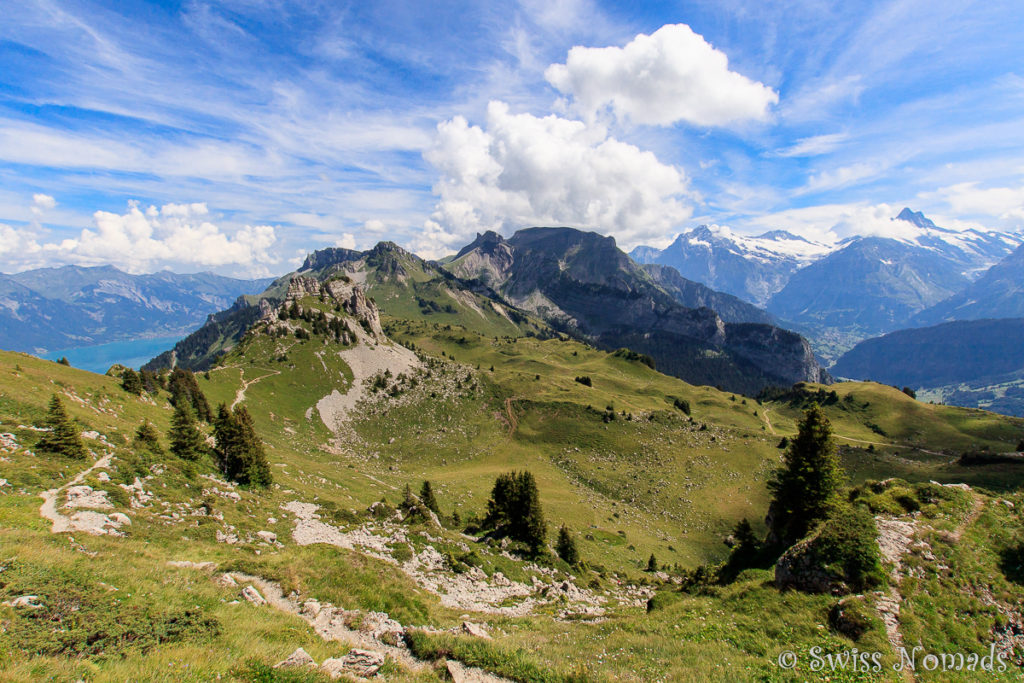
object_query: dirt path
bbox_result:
[39,453,113,533]
[504,397,518,436]
[833,434,951,459]
[951,493,984,542]
[761,407,775,435]
[874,515,918,682]
[231,367,281,409]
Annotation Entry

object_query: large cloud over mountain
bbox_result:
[545,24,778,127]
[418,101,691,257]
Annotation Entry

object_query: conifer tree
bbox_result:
[37,394,87,459]
[483,470,547,555]
[721,518,761,580]
[766,403,843,549]
[647,554,659,572]
[234,405,272,488]
[419,480,439,514]
[212,403,271,487]
[555,525,580,566]
[134,420,163,454]
[121,368,143,395]
[169,369,211,422]
[168,400,204,461]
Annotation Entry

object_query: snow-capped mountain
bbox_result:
[630,209,1023,361]
[883,208,1024,278]
[628,225,830,306]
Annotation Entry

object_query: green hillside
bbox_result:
[4,295,1024,681]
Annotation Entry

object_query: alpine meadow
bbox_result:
[2,2,1024,682]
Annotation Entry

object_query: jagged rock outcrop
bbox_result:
[447,227,827,394]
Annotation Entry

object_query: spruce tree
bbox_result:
[37,394,87,459]
[168,400,204,461]
[555,525,580,566]
[212,403,271,488]
[234,406,272,488]
[483,470,546,555]
[169,369,211,422]
[121,368,143,395]
[419,480,439,514]
[647,554,659,572]
[722,518,761,580]
[766,403,843,549]
[516,471,547,554]
[134,420,163,454]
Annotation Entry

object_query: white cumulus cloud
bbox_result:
[1,201,281,276]
[417,100,692,257]
[31,193,56,212]
[544,24,778,127]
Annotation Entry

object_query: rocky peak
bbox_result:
[895,207,938,229]
[269,275,383,340]
[300,248,362,273]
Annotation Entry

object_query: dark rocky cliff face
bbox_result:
[448,227,828,394]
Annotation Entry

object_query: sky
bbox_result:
[1,0,1023,277]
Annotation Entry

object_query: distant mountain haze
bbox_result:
[630,208,1023,360]
[0,265,274,353]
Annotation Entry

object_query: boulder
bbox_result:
[461,621,491,639]
[242,585,267,606]
[3,595,43,609]
[274,647,316,669]
[321,649,386,679]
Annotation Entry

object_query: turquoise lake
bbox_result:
[42,335,183,374]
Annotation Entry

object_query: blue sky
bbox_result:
[1,0,1022,276]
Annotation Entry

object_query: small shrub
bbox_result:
[574,376,592,387]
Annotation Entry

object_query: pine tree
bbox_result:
[721,518,761,580]
[37,394,87,459]
[766,403,844,549]
[121,368,143,395]
[1017,439,1024,452]
[419,480,439,514]
[56,357,70,366]
[647,554,659,572]
[168,400,204,461]
[212,403,271,487]
[555,525,580,566]
[134,420,163,454]
[234,406,272,488]
[483,470,546,555]
[169,369,211,422]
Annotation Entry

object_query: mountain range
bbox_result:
[631,208,1024,359]
[147,228,828,395]
[0,265,273,353]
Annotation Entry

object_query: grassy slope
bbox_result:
[3,310,1024,681]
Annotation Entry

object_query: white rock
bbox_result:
[274,647,316,669]
[96,471,111,482]
[257,530,278,543]
[64,485,113,510]
[321,649,385,679]
[3,595,43,609]
[461,621,492,639]
[302,600,323,618]
[109,512,131,526]
[217,573,238,587]
[242,585,267,606]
